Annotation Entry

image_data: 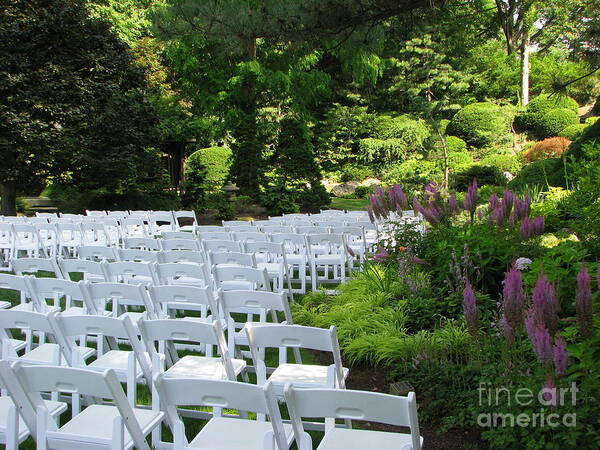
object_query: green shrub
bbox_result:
[382,158,440,190]
[359,138,406,164]
[479,152,524,174]
[559,123,588,140]
[508,157,566,191]
[526,93,578,115]
[354,185,374,198]
[568,118,600,160]
[445,135,467,153]
[452,164,506,190]
[185,146,232,192]
[446,102,514,148]
[339,165,374,182]
[585,116,599,125]
[447,151,474,171]
[535,108,579,138]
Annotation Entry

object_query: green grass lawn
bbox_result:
[330,196,370,211]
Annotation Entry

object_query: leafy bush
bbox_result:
[585,116,599,125]
[559,123,587,140]
[508,158,566,191]
[524,137,571,162]
[354,185,374,198]
[479,152,524,174]
[452,164,506,190]
[445,135,467,153]
[568,118,600,160]
[447,151,474,172]
[382,158,440,190]
[446,102,514,148]
[535,108,579,139]
[515,94,579,133]
[339,165,375,182]
[182,146,232,211]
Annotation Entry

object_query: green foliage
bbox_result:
[338,165,375,182]
[516,93,579,133]
[182,146,232,211]
[479,152,524,174]
[445,135,467,153]
[382,158,441,190]
[452,165,507,191]
[568,118,600,160]
[536,108,579,139]
[260,117,329,215]
[447,102,514,148]
[559,123,588,140]
[508,158,567,191]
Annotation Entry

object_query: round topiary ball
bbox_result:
[559,123,588,141]
[536,108,579,139]
[445,136,467,153]
[446,102,513,148]
[526,93,578,115]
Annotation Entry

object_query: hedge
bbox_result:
[185,146,232,193]
[446,102,513,148]
[536,108,579,139]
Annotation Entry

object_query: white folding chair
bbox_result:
[59,213,84,221]
[159,238,201,252]
[158,250,206,265]
[85,210,107,217]
[154,377,293,450]
[59,258,107,284]
[0,224,13,269]
[34,223,59,258]
[222,220,252,227]
[1,362,162,450]
[27,277,96,316]
[245,324,348,396]
[84,281,158,321]
[128,210,150,220]
[95,217,123,245]
[161,231,196,240]
[244,242,292,296]
[12,223,44,258]
[233,231,269,243]
[121,218,149,239]
[0,360,67,450]
[208,251,256,268]
[154,262,213,290]
[194,225,225,233]
[202,239,242,253]
[173,210,198,232]
[261,225,293,234]
[107,210,129,219]
[284,386,422,450]
[123,237,160,251]
[35,212,58,219]
[0,273,32,312]
[78,245,119,262]
[118,248,160,263]
[11,257,63,279]
[148,211,176,237]
[198,231,233,241]
[331,226,367,269]
[102,261,159,286]
[148,285,217,321]
[306,234,349,290]
[270,233,308,294]
[297,225,329,235]
[52,314,152,405]
[213,266,270,292]
[80,221,111,247]
[56,222,83,257]
[226,225,257,232]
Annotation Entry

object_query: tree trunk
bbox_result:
[521,31,530,106]
[0,182,17,216]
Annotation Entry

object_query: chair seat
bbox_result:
[51,404,162,449]
[15,343,61,365]
[268,364,348,387]
[285,254,306,265]
[317,427,423,450]
[165,355,246,379]
[256,262,284,274]
[88,350,149,378]
[313,255,345,265]
[0,301,11,309]
[0,397,67,440]
[187,416,294,450]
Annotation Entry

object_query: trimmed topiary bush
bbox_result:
[452,164,507,190]
[185,146,232,192]
[524,137,571,162]
[526,93,578,115]
[559,123,588,140]
[445,136,467,153]
[568,118,600,160]
[536,108,579,139]
[446,102,513,148]
[508,158,566,191]
[479,152,525,174]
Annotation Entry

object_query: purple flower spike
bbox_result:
[520,216,533,239]
[503,190,514,217]
[532,273,559,335]
[345,245,356,258]
[367,206,375,223]
[553,335,569,377]
[531,321,553,364]
[463,179,478,213]
[463,281,479,336]
[448,193,460,214]
[532,216,545,236]
[502,264,525,342]
[373,247,389,263]
[389,185,408,211]
[489,194,499,211]
[576,264,593,339]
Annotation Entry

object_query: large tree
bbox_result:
[0,0,158,215]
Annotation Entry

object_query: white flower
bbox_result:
[515,257,532,271]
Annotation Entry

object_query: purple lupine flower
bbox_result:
[422,206,441,225]
[542,375,557,407]
[463,281,479,335]
[411,256,429,266]
[576,264,593,339]
[532,216,545,236]
[520,216,533,239]
[489,194,500,211]
[532,273,559,335]
[448,193,460,214]
[367,206,375,223]
[413,197,426,216]
[373,247,389,263]
[530,321,553,364]
[345,245,356,258]
[502,190,514,217]
[463,179,478,213]
[370,195,384,219]
[389,185,408,210]
[502,264,525,342]
[553,335,569,376]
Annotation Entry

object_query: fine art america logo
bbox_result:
[477,382,578,428]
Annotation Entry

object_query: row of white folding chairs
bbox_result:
[0,361,420,450]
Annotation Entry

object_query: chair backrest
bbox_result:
[284,386,421,450]
[225,225,256,232]
[173,210,198,228]
[0,310,59,359]
[208,251,256,268]
[102,261,159,285]
[320,209,345,215]
[232,231,268,243]
[123,237,160,251]
[79,221,109,244]
[12,257,62,278]
[155,262,211,288]
[148,212,175,235]
[159,238,200,252]
[270,233,308,253]
[139,318,235,379]
[148,284,217,318]
[297,226,329,235]
[222,220,252,227]
[157,250,205,265]
[261,225,293,234]
[59,258,107,282]
[121,217,149,237]
[213,266,270,291]
[12,223,40,245]
[202,239,242,253]
[306,233,346,256]
[0,273,29,298]
[85,210,107,217]
[219,290,292,323]
[161,231,195,240]
[2,362,152,450]
[84,281,157,318]
[118,248,159,263]
[194,225,225,233]
[77,245,119,262]
[244,241,285,259]
[36,212,58,219]
[107,210,129,218]
[128,210,150,219]
[197,231,233,241]
[154,376,287,450]
[27,277,91,313]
